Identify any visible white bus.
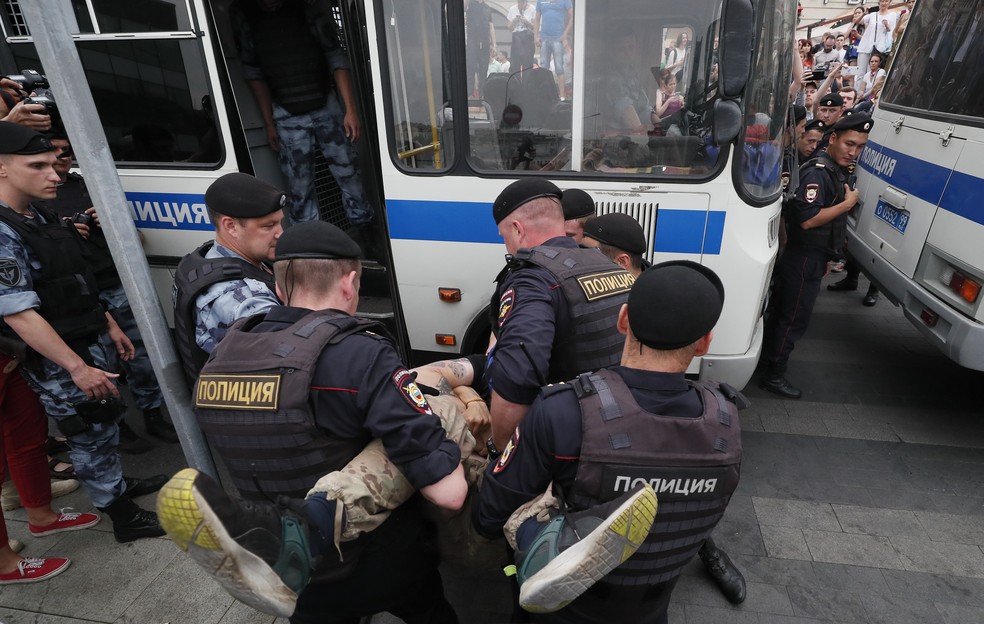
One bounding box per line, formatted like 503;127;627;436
0;0;796;388
849;0;984;370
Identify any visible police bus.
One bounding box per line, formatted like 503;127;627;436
0;0;796;389
848;0;984;370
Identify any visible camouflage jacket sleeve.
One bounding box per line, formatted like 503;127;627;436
0;221;41;318
194;278;278;354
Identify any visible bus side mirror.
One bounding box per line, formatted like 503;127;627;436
718;0;754;98
713;99;742;145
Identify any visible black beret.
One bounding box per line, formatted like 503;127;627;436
831;110;873;134
561;188;595;220
803;119;826;134
205;173;287;219
492;179;562;224
817;92;843;108
0;121;54;155
628;260;725;350
583;213;647;255
275;220;361;261
791;104;807;125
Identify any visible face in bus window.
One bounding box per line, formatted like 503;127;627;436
0;151;60;203
226;211;285;264
828;130;868;167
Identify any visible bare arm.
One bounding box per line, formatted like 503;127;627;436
4;309;119;399
247;79;279;151
491;390;530;452
333;69;361;143
812;62;843;117
788;47;804;105
413;357;475;396
419;463;467;511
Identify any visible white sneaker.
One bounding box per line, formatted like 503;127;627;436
2;479;81;511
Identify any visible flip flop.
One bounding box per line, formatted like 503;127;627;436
48;457;76;480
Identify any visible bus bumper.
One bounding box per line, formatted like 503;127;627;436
696;316;763;390
848;229;984;371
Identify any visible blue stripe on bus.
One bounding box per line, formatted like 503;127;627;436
857;140;984;227
386;199;725;255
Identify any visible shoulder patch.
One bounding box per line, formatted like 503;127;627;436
493;426;521;474
393;368;432;415
498;288;515;327
0;258;22;288
805;183;819;203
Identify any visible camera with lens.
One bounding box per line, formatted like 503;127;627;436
71;212;94;227
812;63;829;80
23;88;57;117
4;69;48;93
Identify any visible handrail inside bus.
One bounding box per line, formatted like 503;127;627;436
398;142;441;160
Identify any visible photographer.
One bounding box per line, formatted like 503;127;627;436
0;121;165;544
0;72;52;133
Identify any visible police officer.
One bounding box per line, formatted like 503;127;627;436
580;211;747;604
761;112;872;398
560;187;595;242
172;172;283;384
230;0;373;231
809;93;846;159
487;179;633;457
44;136;177;452
0;121;164;542
158;221;466;621
474;261;745;621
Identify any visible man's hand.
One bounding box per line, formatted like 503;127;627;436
265;124;281;152
70;363;120;400
343;110;361;143
844;184;860;208
106;313;135;361
3;101;51;132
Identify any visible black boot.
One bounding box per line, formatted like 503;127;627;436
827;277;858;292
117;420;154;454
759;363;802;399
143;407;179;443
124;474;168;498
862;285;880;307
99;496;166;543
699;539;746;604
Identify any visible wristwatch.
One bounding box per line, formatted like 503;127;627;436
486;435;502;459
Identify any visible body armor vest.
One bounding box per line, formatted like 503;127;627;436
43;173;121;291
0;205;106;344
494;246;632;383
787;153;848;257
194;310;384;581
570;368;743;586
243;2;331;115
172;241;276;385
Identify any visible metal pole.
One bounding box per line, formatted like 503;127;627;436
22;1;218;479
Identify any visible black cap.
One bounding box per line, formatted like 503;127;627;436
492;179;563;224
583;213;647;255
205;173;288;219
275;220;361;261
817;92;843;108
627;260;725;349
792;104;807;125
804;119;826;134
0;121;54;155
561;188;595;220
831;110;873;133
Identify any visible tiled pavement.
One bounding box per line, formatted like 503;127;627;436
2;274;983;623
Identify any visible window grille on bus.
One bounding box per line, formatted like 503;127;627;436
314;151;348;228
2;0;30;37
594;201;659;265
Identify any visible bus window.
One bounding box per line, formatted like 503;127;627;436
382;0;453;172
8;39;222;165
881;0;984;120
89;0;196;33
737;0;795;202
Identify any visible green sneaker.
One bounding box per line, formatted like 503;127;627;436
156;468;311;617
516;484;658;613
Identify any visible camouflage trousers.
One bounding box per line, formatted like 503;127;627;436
99;285;164;411
24;339;126;508
273;94;373;226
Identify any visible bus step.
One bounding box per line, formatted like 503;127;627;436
356;295;394;319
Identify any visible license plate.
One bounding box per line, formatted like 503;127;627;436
874;199;909;234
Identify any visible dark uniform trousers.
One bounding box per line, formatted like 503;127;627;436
763;245;829;368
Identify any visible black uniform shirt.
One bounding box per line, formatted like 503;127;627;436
786;154;845;229
473;366;702;539
487;236;577;405
253;306;461;490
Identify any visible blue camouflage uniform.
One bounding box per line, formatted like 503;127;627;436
98;285;163;411
232;1;372;226
0;207;126;508
192;242;279;354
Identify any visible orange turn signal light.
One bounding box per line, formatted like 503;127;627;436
435;334;456;346
439;288;462;303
